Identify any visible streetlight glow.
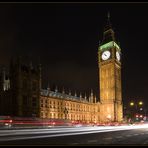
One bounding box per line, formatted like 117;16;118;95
139;101;143;105
130;102;134;106
127;100;146;123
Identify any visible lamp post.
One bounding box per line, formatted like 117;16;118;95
129;101;144;123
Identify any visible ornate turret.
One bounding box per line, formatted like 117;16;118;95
68;89;71;96
74;91;77;97
84;93;87;101
62;87;65;94
79;92;82;101
90;89;94;103
55;86;58;93
94;95;97;103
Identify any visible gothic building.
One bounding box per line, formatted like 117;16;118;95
0;15;123;123
98;14;123;122
39;15;123;123
40;88;99;123
0;57;41;117
0;67;11;115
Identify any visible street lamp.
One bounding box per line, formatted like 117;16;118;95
130;102;134;106
129;101;144;123
139;101;143;105
130;101;143;109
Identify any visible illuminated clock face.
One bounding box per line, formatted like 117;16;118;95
101;51;111;60
116;51;120;61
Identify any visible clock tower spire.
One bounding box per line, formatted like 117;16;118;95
98;14;123;123
102;12;115;45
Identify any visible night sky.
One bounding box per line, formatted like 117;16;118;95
0;3;148;105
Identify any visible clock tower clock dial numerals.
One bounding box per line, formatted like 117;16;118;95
101;51;111;61
116;51;120;61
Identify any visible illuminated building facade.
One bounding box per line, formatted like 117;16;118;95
39;15;123;123
98;14;123;122
0;15;123;123
40;88;99;123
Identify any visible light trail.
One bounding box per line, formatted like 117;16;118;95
0;124;148;142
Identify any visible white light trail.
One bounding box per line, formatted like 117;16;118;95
0;124;148;142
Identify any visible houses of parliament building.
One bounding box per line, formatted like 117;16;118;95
0;16;123;124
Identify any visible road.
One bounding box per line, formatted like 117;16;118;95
0;124;148;145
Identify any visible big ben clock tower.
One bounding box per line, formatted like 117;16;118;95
98;14;123;123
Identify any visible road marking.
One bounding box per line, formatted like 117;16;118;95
141;133;145;135
72;143;79;145
104;137;112;140
116;136;123;138
125;135;132;137
143;140;148;144
88;140;97;143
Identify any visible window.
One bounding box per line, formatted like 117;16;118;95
32;81;37;91
23;79;27;89
23;96;28;106
32;97;37;107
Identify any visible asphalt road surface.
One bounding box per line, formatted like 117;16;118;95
0;125;148;145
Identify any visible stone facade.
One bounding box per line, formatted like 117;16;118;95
0;16;123;123
40;89;99;123
98;16;123;122
0;57;41;117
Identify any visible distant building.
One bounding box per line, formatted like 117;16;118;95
0;57;41;117
0;67;11;115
